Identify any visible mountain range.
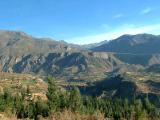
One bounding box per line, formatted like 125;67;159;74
91;34;160;69
0;29;160;103
1;30;160;78
0;30;123;81
92;34;160;54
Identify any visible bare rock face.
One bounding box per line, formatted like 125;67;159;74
0;51;122;77
2;30;160;80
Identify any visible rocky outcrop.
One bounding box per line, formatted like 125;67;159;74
0;52;122;77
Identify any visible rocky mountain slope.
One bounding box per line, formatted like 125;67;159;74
91;34;160;67
114;53;160;66
0;30;124;81
0;30;78;56
0;30;160;80
81;40;108;49
92;34;160;54
0;52;123;79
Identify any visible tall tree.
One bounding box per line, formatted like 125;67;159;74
69;87;82;112
46;76;60;111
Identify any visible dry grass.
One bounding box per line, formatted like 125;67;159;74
0;72;48;100
0;110;106;120
49;110;106;120
0;112;17;120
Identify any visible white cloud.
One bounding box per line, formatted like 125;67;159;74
101;24;110;30
67;23;160;45
140;7;152;14
113;14;124;19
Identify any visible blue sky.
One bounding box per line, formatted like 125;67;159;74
0;0;160;44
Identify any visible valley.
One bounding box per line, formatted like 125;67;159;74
1;0;160;119
0;30;160;119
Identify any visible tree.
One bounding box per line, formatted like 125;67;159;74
35;97;49;118
46;76;60;111
69;87;82;112
27;85;31;95
134;99;144;120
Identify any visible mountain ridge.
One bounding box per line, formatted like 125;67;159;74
0;30;160;81
0;30;124;81
91;33;160;54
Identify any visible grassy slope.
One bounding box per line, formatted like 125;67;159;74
0;72;47;100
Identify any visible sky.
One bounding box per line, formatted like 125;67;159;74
0;0;160;44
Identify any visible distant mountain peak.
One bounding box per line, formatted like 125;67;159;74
92;33;160;54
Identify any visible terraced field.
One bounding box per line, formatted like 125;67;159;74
0;72;47;100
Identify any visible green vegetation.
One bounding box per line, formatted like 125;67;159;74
0;76;160;120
